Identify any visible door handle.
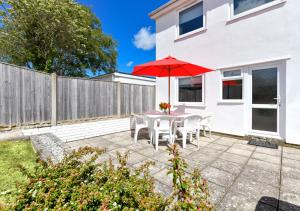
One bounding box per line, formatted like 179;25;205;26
273;98;281;106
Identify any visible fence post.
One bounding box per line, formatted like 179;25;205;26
117;82;121;117
51;73;57;126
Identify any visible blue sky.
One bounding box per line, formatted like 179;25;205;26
78;0;168;75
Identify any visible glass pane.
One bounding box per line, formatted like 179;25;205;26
252;68;277;104
179;2;203;35
252;108;277;132
222;79;243;99
234;0;275;15
223;70;241;77
179;76;202;102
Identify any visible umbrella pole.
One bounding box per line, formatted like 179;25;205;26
168;68;171;115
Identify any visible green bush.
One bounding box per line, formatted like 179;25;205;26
11;145;213;210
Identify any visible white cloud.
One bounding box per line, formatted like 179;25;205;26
235;0;271;14
126;61;133;67
133;26;156;50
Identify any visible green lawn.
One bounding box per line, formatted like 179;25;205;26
0;140;38;205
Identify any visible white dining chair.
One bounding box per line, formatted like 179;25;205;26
133;114;149;143
144;115;154;143
153;116;174;151
201;114;213;138
173;105;185;114
175;115;202;149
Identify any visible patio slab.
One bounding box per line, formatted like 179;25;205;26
229;176;279;201
218;191;263;211
202;166;236;188
279;192;300;211
247;158;280;173
62;131;300;210
240;165;280;187
210;158;244;176
219;152;249;164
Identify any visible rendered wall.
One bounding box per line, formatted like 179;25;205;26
154;0;300;144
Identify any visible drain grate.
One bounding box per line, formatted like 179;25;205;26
248;139;278;149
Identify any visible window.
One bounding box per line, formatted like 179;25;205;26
233;0;275;15
179;2;204;35
178;76;203;102
222;70;243;100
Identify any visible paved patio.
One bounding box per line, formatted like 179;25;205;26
64;130;300;211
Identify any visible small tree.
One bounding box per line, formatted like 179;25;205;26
168;144;213;210
0;0;117;76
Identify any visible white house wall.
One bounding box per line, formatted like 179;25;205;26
155;0;300;144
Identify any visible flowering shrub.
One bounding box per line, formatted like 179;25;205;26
11;145;213;210
159;102;171;112
168;144;213;210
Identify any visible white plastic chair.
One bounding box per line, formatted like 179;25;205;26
133;114;149;143
144;115;154;143
173;105;185;114
201;114;213;138
175;115;202;149
153;116;174;151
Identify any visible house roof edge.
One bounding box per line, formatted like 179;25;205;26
149;0;197;19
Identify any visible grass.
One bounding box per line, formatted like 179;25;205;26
0;140;38;206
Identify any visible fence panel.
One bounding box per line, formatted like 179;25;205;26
57;77;119;121
0;63;52;126
0;62;156;128
120;83;155;116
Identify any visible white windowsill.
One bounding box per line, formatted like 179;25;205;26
227;0;286;24
217;100;244;105
175;103;206;108
175;27;207;42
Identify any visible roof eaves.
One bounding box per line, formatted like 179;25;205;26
149;0;197;20
149;0;178;19
92;72;156;80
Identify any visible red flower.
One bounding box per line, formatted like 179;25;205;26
159;102;171;110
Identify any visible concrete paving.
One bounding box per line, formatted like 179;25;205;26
64;130;300;211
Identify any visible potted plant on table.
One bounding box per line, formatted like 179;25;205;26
159;102;171;114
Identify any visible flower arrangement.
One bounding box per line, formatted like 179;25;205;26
159;102;171;113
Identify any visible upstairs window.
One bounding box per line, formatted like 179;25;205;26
234;0;275;15
178;76;203;102
222;70;243;100
179;2;204;35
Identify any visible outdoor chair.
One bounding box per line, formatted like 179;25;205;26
175;115;202;149
133;114;149;143
173;105;185;114
172;105;186;129
201;114;213;138
153;116;174;151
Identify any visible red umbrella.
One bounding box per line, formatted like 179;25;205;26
132;56;214;113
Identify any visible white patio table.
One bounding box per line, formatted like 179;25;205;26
144;111;210;146
144;110;210;121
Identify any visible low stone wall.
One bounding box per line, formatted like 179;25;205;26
31;133;69;164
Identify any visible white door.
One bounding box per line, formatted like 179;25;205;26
249;64;283;137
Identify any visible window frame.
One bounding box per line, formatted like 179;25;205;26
176;75;205;106
176;0;206;40
220;69;244;103
228;0;286;22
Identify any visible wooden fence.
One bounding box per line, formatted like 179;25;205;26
0;62;155;128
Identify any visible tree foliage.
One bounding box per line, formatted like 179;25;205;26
0;0;117;76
